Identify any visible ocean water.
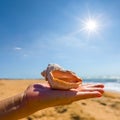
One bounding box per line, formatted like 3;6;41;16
83;78;120;92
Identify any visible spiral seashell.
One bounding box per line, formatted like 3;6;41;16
41;64;82;90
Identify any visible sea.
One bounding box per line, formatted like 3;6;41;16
83;78;120;92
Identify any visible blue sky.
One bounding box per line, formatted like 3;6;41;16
0;0;120;78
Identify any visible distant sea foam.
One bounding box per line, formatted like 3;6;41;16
83;78;120;92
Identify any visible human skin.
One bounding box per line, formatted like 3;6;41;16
0;83;104;120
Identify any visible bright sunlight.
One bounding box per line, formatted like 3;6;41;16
80;16;101;36
85;19;98;32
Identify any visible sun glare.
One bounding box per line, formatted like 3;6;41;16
85;19;98;32
80;16;101;36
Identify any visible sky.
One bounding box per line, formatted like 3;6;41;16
0;0;120;79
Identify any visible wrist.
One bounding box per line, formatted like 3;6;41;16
0;92;27;120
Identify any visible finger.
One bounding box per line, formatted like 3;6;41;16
74;91;102;101
82;83;104;88
80;87;104;94
81;83;93;86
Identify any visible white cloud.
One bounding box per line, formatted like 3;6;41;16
14;47;22;51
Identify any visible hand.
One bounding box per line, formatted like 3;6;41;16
0;82;104;120
23;82;104;114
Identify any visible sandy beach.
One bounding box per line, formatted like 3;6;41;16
0;79;120;120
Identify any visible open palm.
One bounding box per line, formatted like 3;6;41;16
23;82;104;114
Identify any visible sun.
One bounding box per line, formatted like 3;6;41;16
80;16;100;36
85;19;98;32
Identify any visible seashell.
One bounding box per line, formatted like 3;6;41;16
41;64;82;90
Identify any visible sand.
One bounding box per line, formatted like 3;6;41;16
0;79;120;120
